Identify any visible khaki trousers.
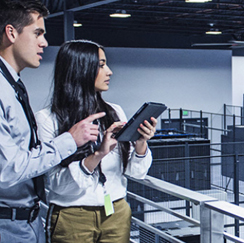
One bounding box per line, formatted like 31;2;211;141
46;198;131;243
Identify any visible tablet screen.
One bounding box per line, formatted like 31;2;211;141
114;102;167;141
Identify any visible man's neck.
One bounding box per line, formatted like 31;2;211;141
0;50;21;74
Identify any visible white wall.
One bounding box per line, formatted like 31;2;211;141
232;56;244;107
104;48;232;117
22;46;232;120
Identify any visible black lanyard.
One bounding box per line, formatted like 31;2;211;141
0;59;45;202
93;119;107;186
98;163;106;186
0;59;40;149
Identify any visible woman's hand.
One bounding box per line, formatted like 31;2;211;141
135;117;157;155
83;121;125;172
137;117;157;142
96;121;125;157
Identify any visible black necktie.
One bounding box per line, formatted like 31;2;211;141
16;79;46;203
16;80;38;149
0;59;46;203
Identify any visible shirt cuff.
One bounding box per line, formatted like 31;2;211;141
52;132;77;160
79;158;94;175
135;147;148;158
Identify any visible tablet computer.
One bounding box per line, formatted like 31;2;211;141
114;102;167;141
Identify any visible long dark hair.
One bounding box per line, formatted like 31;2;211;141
51;40;130;172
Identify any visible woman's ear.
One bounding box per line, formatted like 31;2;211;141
5;24;17;43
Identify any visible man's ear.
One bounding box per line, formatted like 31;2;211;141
5;24;18;43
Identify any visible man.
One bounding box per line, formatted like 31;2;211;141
0;0;105;242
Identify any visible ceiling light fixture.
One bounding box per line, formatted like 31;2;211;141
185;0;212;2
205;29;222;35
110;10;131;18
73;21;82;27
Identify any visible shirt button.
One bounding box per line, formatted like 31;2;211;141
68;150;72;155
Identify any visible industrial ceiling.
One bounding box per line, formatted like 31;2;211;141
41;0;244;49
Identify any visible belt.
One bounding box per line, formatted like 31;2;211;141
0;203;40;223
52;198;124;212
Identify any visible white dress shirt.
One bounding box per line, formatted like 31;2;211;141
35;103;152;207
0;56;77;208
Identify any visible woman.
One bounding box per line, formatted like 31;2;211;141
35;40;157;243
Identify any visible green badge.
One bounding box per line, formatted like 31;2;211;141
104;194;114;216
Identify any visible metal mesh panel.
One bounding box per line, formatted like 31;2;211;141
130;222;172;243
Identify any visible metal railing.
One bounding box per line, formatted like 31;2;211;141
127;175;244;243
160;105;244;143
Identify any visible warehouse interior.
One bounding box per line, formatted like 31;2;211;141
31;1;244;242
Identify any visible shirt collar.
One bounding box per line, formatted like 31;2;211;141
0;56;19;82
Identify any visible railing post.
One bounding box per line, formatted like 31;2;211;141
241;105;244;125
180;108;183;132
200;110;203;138
155;234;159;243
231;114;240;237
224;104;227;135
200;203;224;243
234;153;240;237
168;108;171;129
184;142;190;216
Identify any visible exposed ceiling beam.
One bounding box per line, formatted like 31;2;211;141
48;0;120;18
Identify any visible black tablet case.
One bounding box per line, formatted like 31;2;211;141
115;102;167;141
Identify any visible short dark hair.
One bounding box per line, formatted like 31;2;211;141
0;0;49;44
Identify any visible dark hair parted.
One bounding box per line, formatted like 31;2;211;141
0;0;49;44
51;40;131;172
